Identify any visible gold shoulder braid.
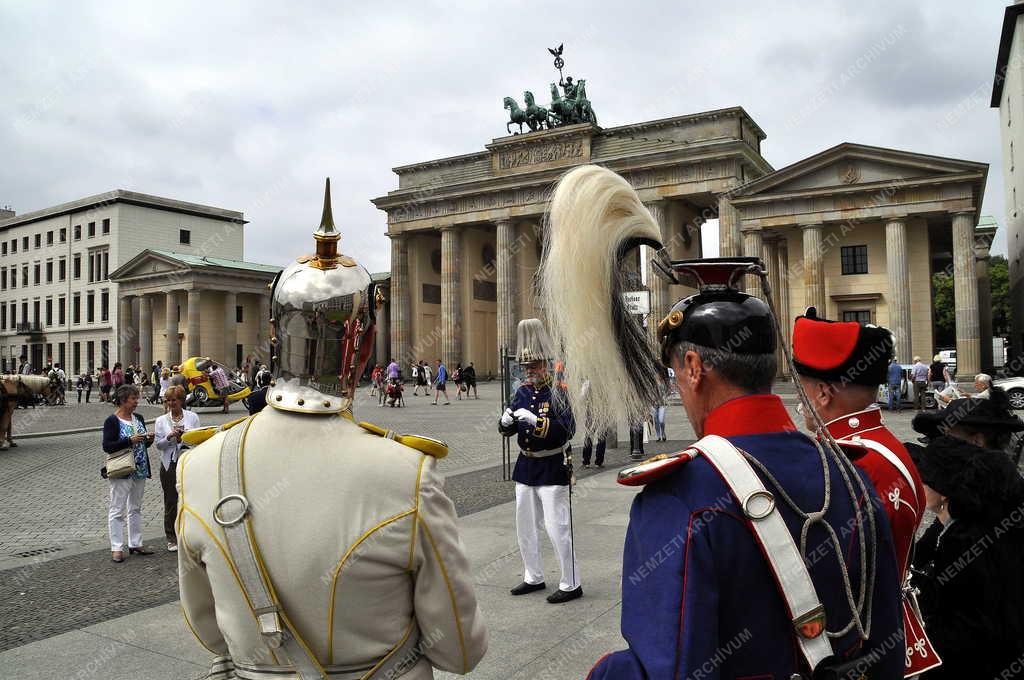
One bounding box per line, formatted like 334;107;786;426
358;421;449;459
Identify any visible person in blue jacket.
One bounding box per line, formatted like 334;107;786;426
499;318;580;604
537;164;904;679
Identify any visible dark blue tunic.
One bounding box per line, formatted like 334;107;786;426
499;381;575;487
587;395;904;679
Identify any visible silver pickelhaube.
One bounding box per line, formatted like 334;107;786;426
268;178;380;414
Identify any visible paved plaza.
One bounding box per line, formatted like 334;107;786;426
0;380;940;678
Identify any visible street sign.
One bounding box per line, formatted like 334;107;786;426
623;290;650;315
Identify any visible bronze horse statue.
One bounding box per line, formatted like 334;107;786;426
0;374;53;449
504;96;528;134
523;91;548;132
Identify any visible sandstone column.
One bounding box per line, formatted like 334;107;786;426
645;200;670;344
495;218;518;357
223;291;237;368
138;295;153;372
978;247;994;370
187;289;202;358
165;291;180;367
801;224;826;315
375;290;389;368
440;226;462;370
717;196;741;257
775;239;792;377
952;210;981;377
118;296;134;366
742;227;764;299
389;234;410;366
885;217;913;363
257;293;272;367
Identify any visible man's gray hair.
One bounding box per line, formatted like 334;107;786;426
976;373;992;387
675;342;777;393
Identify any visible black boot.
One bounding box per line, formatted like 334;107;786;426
510;581;546;596
546;586;583;604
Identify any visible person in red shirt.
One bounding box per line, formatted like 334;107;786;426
792;308;938;676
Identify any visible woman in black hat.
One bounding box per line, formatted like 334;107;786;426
912;386;1024;451
909;436;1024;679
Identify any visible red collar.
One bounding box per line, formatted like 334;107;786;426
704;394;797;438
824;406;884;440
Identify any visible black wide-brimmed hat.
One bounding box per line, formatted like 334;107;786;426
791;308;894;387
912;387;1024;439
906;436;1024;524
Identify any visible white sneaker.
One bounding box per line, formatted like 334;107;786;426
167;542;178;552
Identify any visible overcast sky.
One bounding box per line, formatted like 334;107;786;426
0;0;1012;272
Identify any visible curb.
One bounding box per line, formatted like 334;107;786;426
15;417;159;440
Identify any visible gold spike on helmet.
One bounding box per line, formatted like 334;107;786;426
268;178;378;415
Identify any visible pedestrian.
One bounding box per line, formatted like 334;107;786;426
386;357;399;382
410;361;422;395
580;429;606;468
76;374;86;403
972;372;993;398
254;363;271;389
153;385;199;553
422;359;432;394
159;367;172;400
539;166;902;677
651;367;670;442
464;362;478;398
912;386;1024;452
369;364;382;397
18;354;32;375
102;385;155;563
452;363;464;400
112;362;124;390
791;310;934;670
208;362;231;413
175;185;486;677
98;365;112;403
54;362;66;405
909;436;1024;679
431;358;450;405
498;318;581;604
886;356;903;412
910;355;929;410
928;354;950;392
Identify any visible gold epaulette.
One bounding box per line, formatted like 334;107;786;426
180;416;250;447
358;421;448;459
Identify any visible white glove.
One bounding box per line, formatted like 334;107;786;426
500;408;514;427
513;408;538;428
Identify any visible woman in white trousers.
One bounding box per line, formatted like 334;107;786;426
101;385;155;563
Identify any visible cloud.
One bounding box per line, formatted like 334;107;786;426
0;0;1011;271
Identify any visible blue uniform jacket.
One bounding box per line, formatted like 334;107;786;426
499;379;575;486
588;395;904;679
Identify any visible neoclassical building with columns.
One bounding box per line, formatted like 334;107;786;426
109;250;279;371
373;108;997;379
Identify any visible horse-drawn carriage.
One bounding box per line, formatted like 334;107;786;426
0;375;53;449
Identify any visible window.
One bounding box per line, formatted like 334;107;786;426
74;225;81;240
87;222;95;238
102;218;110;234
9;267;15;289
1;242;6;255
103;252;108;279
179;229;191;244
58;342;65;369
33;263;39;285
842;310;872;324
236;305;244;323
100;290;109;322
21;266;28;287
840;245;868;275
86;292;94;323
0;269;5;291
9;303;15;327
45;299;52;326
73;342;80;374
45;261;52;284
10;239;15;253
58;258;65;281
59;228;66;243
21;302;28;326
0;305;5;330
33;301;40;325
73;254;81;279
33;234;40;249
21;236;28;250
58;296;65;326
86;341;94;371
100;340;109;366
88;254;94;283
46;231;53;246
72;294;80;324
45;344;51;363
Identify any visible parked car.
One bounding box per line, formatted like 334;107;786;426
877;365;936;408
937;348;957;381
994;376;1024;410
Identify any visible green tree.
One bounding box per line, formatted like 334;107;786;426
931;254;1011;349
932;270;955;348
990;254;1011;336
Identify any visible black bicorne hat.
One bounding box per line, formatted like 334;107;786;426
652;256;776;365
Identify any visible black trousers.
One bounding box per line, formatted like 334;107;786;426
581;433;607;466
159;459;178;543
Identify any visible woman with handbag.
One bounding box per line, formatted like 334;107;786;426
153;385;199;553
102;384;155;563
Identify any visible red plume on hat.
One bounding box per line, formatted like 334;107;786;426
791;307;894;387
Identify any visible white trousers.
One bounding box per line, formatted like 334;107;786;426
108;477;146;551
514;482;580;591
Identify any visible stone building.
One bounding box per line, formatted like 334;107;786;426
373;109;996;378
992;0;1024;372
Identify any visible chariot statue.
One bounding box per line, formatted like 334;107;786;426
502;44;598;134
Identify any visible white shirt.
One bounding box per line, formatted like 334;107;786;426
154;409;201;470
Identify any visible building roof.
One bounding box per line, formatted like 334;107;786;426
149;250;281;274
0;189;246;231
991;3;1024;107
978;215;999;231
370;271;391;283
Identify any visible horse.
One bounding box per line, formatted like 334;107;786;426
504;96;528;134
0;375;53;449
548;83;575;125
523;91;548;132
574;80;598;126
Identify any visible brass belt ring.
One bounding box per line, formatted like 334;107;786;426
213;494;250;527
742;489;776;520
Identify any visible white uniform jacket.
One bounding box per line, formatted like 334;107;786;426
176;407;487;679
